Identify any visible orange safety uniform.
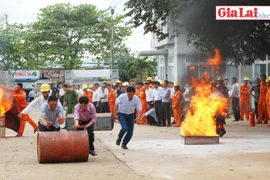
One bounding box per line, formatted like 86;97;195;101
138;87;147;124
13;89;38;134
108;88;117;117
258;82;268;123
240;84;250;120
266;86;270;119
82;90;93;104
172;90;182;127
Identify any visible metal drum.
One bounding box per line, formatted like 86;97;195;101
37;131;89;163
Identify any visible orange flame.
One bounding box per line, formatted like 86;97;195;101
0;86;13;115
190;66;195;70
207;49;222;73
181;49;226;136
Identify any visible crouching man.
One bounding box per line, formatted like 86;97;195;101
39;96;65;131
73;96;97;156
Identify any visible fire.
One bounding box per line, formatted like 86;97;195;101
0;86;13;115
207;49;222;73
181;49;227;136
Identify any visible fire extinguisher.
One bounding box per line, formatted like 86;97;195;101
250;111;255;126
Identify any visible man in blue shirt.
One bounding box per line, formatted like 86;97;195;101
39;96;65;131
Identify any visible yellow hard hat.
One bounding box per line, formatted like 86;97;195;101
146;77;152;81
89;84;93;88
113;83;116;86
266;78;270;83
82;84;88;89
243;77;249;81
217;76;223;81
40;83;50;92
173;82;180;87
160;81;164;85
211;79;217;85
116;80;121;84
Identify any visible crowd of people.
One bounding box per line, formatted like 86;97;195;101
11;73;269;153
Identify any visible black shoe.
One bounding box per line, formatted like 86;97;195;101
121;145;128;150
263;121;268;124
116;138;121;145
219;129;226;137
156;123;160;126
89;150;97;156
167;124;171;127
172;121;176;124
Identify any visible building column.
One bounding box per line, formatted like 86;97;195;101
164;55;168;80
174;37;186;84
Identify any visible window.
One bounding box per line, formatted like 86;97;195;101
226;65;239;84
186;55;199;63
200;54;209;62
187;65;199;79
241;65;252;79
255;64;266;77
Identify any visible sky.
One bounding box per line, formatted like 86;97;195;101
0;0;153;53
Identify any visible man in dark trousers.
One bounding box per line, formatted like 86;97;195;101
114;86;142;150
153;81;163;126
73;96;97;156
161;80;171;126
229;77;241;121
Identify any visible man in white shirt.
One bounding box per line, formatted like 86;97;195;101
19;84;52;117
28;89;35;102
144;82;154;104
229;77;241;121
153;81;163;126
100;86;109;113
92;85;101;113
114;86;142;150
59;83;66;106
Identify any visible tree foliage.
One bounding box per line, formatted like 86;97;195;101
31;3;132;70
0;3;132;71
125;0;270;65
0;21;44;70
115;50;157;82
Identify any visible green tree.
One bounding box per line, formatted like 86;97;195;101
31;3;132;70
0;20;44;71
125;0;270;65
115;50;157;82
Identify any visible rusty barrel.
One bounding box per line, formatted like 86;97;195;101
0;114;5;138
37;131;89;163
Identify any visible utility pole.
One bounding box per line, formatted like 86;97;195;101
110;7;115;75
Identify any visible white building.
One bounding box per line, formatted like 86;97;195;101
139;21;269;85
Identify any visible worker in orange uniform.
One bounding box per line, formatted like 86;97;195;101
82;84;93;104
172;82;182;127
13;83;38;137
258;73;268;124
137;82;147;124
146;77;153;88
240;77;251;120
108;84;117;117
265;77;270;126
